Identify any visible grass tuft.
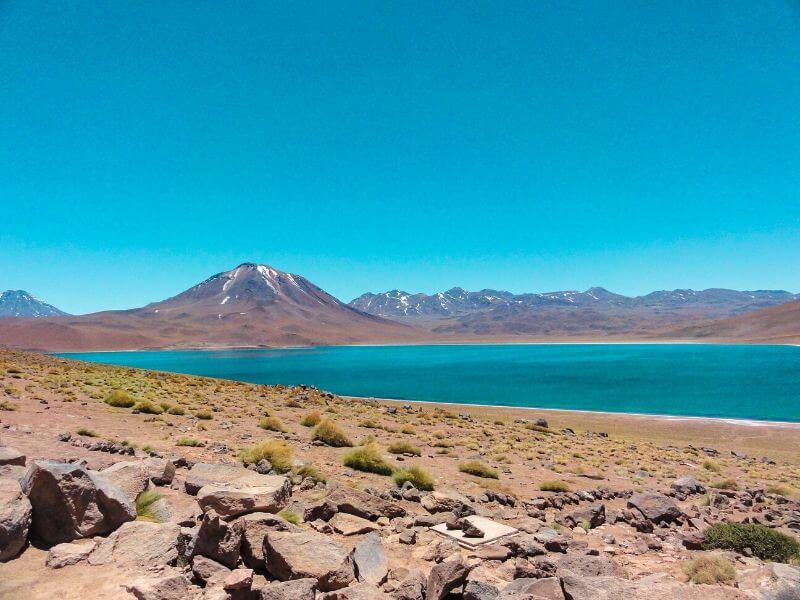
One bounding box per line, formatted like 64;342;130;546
76;426;99;437
388;441;422;456
313;419;353;447
259;416;287;432
682;555;736;585
343;444;393;476
105;389;136;408
393;465;434;490
239;439;293;473
539;480;571;492
459;460;499;479
300;411;322;427
136;489;165;522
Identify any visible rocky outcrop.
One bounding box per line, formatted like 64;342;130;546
20;460;135;544
0;477;31;561
185;462;274;495
193;509;242;569
264;529;355;591
196;476;291;517
627;492;682;524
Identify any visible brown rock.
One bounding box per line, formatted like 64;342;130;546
124;572;194;600
331;512;380;536
88;520;180;566
0;477;31;562
627;493;682;524
143;457;176;486
392;569;426;600
0;447;25;467
196;477;291;517
427;555;471;600
185;462;274;495
325;486;406;520
264;529;355;591
236;511;301;570
45;539;97;568
353;532;388;586
259;578;317;600
97;461;151;503
21;460;135;544
193;509;242;569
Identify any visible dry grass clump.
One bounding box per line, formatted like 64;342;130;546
388;441;422;456
239;439;293;473
703;460;722;473
300;411;322;427
76;426;99;437
393;465;434;490
343;443;393;476
313;419;353;447
176;437;200;447
292;464;326;483
105;389;137;408
136;489;165;522
0;399;18;411
278;509;300;524
259;416;287;432
682;555;736;584
195;410;213;420
133;400;164;414
539;480;571;492
709;478;738;490
459;460;499;479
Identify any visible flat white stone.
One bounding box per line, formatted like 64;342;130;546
430;515;519;549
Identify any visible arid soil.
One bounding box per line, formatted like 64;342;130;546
0;348;798;599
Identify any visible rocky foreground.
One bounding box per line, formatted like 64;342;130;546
0;349;799;599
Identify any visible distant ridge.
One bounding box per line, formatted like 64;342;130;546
0;290;68;318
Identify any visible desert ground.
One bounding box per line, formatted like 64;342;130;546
0;347;798;599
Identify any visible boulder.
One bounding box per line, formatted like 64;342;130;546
192;555;231;585
264;529;355;591
671;476;705;495
426;555;470;600
143;457;176;486
0;447;25;467
236;512;301;570
224;568;253;590
331;512;380;536
260;578;317;600
185;462;273;495
196;477;291;517
0;477;31;561
564;503;605;529
556;553;624;577
627;493;682;524
193;509;242;569
21;460;135;544
97;461;151;503
325;486;406;520
559;573;748;600
45;539;97;568
320;583;390;599
89;520;180;566
421;491;469;514
124;572;194;600
391;570;426;600
463;580;500;600
353;532;388;585
499;577;563;599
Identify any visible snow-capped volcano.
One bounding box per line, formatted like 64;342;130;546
0;290;69;318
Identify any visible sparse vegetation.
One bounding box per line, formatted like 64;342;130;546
292;464;326;483
176;437;200;447
278;510;300;525
682;555;736;585
105;389;136;408
388;441;422;456
0;399;18;411
300;411;322;427
709;478;738;490
459;460;499;479
393;465;434;490
703;522;800;562
133;400;164;414
313;419;353;447
136;489;165;522
195;410;213;420
259;416;287;432
76;426;99;437
239;439;293;473
539;480;571;492
343;443;393;475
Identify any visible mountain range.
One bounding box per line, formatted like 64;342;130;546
0;263;797;351
0;290;69;318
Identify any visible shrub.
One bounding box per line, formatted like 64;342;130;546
133;400;164;415
710;478;738;490
313;419;353;447
0;399;18;411
195;410;213;420
393;465;434;490
176;437;200;447
136;489;165;522
343;444;393;476
167;405;185;415
278;510;300;525
105;389;136;408
459;460;499;479
300;411;322;427
388;441;422;456
767;483;795;497
293;464;326;483
539;480;571;492
76;426;99;437
239;440;293;473
682;555;736;585
259;416;287;432
703;522;800;562
703;460;721;473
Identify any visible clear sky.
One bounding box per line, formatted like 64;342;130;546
1;1;799;314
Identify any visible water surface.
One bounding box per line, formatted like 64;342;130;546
61;344;800;422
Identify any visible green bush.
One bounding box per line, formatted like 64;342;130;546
343;444;393;476
176;437;200;447
195;410;213;420
259;416;287;432
703;523;800;562
313;419;353;447
300;411;322;427
682;555;736;585
459;460;499;479
539;480;570;492
105;389;136;408
239;440;293;473
167;405;185;415
292;464;326;483
278;510;300;525
388;441;422;456
393;465;434;490
136;490;165;522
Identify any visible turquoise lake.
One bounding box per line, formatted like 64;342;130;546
61;344;800;422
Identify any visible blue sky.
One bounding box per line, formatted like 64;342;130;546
1;1;799;314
